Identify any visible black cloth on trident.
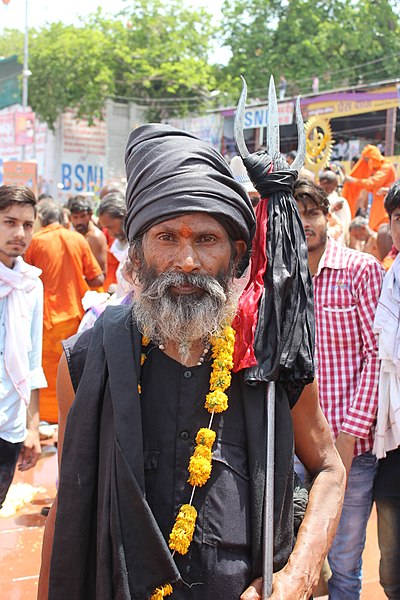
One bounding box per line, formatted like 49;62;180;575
242;152;315;402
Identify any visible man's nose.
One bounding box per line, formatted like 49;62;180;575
14;224;25;239
176;242;200;272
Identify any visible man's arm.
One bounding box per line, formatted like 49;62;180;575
87;273;105;288
38;354;75;600
241;380;346;600
347;163;394;193
18;388;41;471
80;237;105;289
20;279;47;471
88;230;108;276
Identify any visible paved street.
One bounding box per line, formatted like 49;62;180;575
0;437;387;599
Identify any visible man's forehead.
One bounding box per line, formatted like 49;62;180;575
71;209;91;216
0;204;35;222
148;213;226;233
296;196;321;210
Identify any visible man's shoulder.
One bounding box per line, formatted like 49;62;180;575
329;239;382;274
64;305;139;390
88;224;107;243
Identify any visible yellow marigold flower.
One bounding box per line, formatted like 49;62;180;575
209;370;231;391
191;445;211;459
142;335;151;346
150;583;173;599
195;428;216;447
188;451;212;486
214;351;233;365
169;504;197;555
138;384;141;394
205;389;228;413
141;353;147;366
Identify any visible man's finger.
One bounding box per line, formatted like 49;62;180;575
240;577;262;600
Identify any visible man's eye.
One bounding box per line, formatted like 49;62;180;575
199;236;215;243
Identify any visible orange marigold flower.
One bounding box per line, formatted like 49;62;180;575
169;504;197;555
204;389;228;413
150;583;173;599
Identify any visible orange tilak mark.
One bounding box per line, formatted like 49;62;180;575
179;225;193;238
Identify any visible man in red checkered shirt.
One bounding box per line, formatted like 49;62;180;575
294;178;384;600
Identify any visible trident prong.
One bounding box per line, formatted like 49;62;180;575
267;75;280;159
234;76;250;159
234;75;306;172
291;96;306;172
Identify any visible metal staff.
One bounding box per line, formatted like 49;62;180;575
234;75;306;598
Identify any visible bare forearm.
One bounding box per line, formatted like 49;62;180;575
283;454;345;595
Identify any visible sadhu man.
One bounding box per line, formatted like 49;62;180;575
343;144;397;232
38;124;345;600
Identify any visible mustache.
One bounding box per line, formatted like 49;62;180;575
141;270;227;302
132;267;237;353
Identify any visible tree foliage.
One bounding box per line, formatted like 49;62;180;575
220;0;400;101
1;0;216;127
0;28;24;59
1;0;400;125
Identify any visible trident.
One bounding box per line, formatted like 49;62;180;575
234;76;306;599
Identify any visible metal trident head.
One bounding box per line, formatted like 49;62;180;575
234;75;306;172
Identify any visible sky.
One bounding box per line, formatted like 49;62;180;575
0;0;223;31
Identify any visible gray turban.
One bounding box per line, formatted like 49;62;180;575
124;124;256;251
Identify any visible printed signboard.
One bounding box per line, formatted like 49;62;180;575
59;111;106;194
3;160;38;195
301;86;400;120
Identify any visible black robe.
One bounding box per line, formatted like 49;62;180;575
49;305;297;600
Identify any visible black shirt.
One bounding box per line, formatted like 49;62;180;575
141;346;252;598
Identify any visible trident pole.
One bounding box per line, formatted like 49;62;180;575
262;380;275;598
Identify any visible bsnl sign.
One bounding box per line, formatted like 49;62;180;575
242;102;294;129
61;163;104;192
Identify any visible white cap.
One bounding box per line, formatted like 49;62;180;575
230;155;257;194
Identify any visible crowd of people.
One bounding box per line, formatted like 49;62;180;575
0;130;399;600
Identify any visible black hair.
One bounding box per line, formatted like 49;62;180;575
67;195;93;213
0;184;37;216
384;181;400;218
293;178;330;215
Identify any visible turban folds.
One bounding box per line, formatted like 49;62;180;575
124;124;256;250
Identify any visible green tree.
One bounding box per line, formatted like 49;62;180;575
27;21;116;127
220;0;400;100
96;0;217;120
2;0;217;127
0;28;24;59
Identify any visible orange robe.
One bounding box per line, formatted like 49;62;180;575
25;223;102;423
342;145;397;232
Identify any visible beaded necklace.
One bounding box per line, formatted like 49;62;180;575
141;325;236;600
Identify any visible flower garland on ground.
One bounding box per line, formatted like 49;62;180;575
144;324;235;600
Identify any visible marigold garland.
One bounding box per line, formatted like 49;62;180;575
188;428;216;486
168;504;197;554
150;583;173;599
145;324;235;599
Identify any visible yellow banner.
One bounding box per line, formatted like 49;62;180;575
303;85;400;119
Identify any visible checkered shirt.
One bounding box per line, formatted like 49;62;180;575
313;238;384;456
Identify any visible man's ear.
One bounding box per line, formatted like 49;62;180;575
233;240;247;269
128;248;141;274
